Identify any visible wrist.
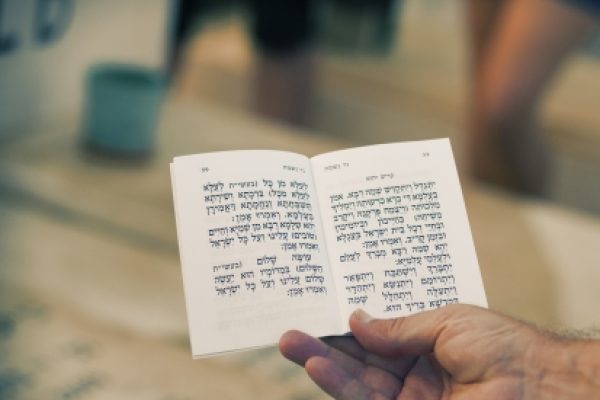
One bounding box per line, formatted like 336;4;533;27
527;334;600;399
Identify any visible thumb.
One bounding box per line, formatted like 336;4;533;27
349;306;463;358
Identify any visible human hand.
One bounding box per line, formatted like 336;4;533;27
279;304;600;399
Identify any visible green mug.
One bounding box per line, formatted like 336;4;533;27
84;63;165;156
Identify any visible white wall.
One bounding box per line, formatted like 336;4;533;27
0;0;171;136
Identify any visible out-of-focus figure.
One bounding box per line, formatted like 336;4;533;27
168;0;397;126
467;0;599;195
169;0;598;197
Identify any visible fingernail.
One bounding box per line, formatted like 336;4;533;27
352;309;373;324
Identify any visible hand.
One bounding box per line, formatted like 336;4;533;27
279;304;600;399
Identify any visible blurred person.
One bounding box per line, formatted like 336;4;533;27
169;0;396;125
467;0;599;195
169;0;318;125
280;304;600;399
169;0;600;195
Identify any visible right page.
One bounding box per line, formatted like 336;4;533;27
311;139;487;331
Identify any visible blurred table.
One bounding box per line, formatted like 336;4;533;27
1;99;600;399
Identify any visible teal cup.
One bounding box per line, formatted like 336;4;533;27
84;64;164;156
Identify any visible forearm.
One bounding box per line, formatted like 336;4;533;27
527;337;600;399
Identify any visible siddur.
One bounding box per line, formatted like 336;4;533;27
170;139;487;358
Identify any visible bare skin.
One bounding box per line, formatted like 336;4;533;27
253;48;315;126
467;0;598;195
280;304;600;399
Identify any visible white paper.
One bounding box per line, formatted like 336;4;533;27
171;151;341;357
311;139;487;329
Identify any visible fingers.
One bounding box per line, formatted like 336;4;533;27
280;331;403;398
302;354;445;400
279;330;329;366
349;305;478;358
305;356;390;400
323;336;418;378
397;356;445;400
280;330;412;376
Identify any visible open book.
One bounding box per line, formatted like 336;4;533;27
170;139;487;358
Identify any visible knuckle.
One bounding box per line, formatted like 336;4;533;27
383;317;406;338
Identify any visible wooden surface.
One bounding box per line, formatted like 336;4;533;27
1;98;599;399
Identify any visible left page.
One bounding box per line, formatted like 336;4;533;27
171;151;341;358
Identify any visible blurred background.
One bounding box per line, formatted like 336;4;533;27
1;0;599;398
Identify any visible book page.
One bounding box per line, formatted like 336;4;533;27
171;151;341;357
311;139;487;330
